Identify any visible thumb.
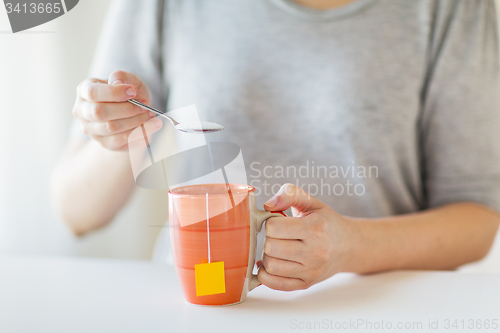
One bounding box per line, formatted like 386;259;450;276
108;70;150;104
263;183;324;212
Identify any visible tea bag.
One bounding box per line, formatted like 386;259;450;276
195;194;226;296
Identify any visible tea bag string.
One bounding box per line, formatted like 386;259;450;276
206;193;211;263
207;141;235;208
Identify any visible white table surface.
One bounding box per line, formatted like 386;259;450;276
0;255;499;333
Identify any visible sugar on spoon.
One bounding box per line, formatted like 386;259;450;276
128;99;224;133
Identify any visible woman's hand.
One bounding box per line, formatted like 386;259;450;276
72;70;162;151
258;183;360;291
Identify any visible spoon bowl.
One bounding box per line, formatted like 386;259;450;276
128;99;224;134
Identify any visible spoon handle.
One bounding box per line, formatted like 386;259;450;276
127;99;179;126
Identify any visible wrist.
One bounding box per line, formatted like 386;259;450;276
338;215;370;274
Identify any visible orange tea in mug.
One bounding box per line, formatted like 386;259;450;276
168;184;284;306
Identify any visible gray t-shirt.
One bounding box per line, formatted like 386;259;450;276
86;0;500;217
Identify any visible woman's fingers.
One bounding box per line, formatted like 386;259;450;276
265;215;309;240
108;70;150;101
264;183;325;212
257;261;308;291
77;78;137;103
72;72;155;152
84;111;156;136
264;237;305;262
95;118;163;151
74;99;153;122
262;253;305;278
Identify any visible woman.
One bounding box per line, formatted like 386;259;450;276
51;0;500;291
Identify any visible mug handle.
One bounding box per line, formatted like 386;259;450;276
248;209;287;291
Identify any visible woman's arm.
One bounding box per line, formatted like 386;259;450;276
257;184;500;291
50;71;162;236
50;138;136;236
348;202;500;273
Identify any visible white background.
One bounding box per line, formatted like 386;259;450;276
0;0;499;271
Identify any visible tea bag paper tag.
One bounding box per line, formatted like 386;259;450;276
195;262;226;296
